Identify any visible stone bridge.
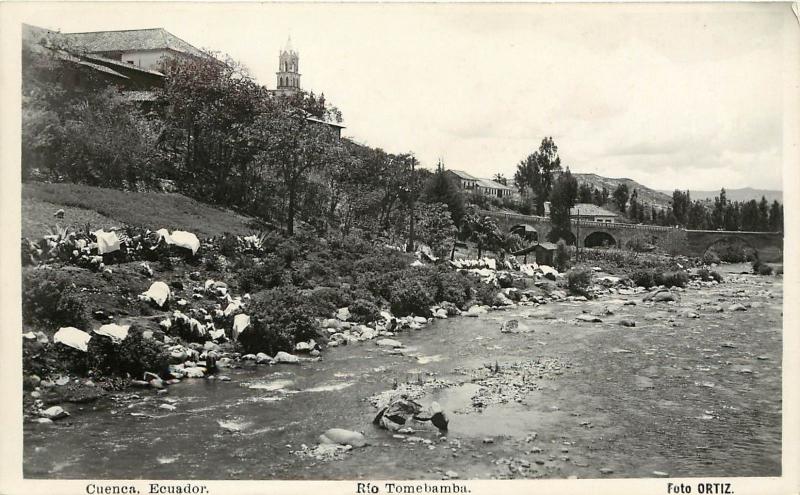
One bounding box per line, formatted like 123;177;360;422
480;210;783;262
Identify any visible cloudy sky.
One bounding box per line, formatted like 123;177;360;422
15;2;794;190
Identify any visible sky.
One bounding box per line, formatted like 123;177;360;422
15;2;795;191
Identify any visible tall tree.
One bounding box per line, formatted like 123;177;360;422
548;167;579;242
612;183;629;213
769;200;783;232
421;160;466;227
740;200;759;232
578;183;593;203
513;137;562;215
629;189;640;222
672;190;691;226
712;188;727;229
757;196;770;231
492;173;508;186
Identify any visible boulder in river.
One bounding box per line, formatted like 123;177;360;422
273;351;300;364
376;338;403;348
39;405;69;420
576;314;602;323
319;428;368;448
500;320;519;333
373;397;423;431
729;303;747;312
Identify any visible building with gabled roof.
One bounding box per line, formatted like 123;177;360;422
62;27;206;71
569;203;619;223
446;169;516;198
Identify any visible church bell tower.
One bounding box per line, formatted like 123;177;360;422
276;36;300;95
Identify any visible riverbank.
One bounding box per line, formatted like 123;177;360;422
23;259;782;479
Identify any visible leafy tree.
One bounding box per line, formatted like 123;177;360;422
629;189;640;222
740;200;759;232
672;190;691;226
548;167;578;242
712;188;727;229
421;161;466;227
413;202;458;259
493;173;508;186
612;184;629;213
513;137;563;215
462;206;501;259
243;101;344;235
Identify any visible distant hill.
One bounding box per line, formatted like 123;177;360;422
572;173;673;209
659;187;783;204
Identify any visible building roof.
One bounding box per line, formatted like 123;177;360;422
448;169;479;181
84;53;165;76
63;28;205;58
570;203;618;217
475;178;514;191
535;242;558;250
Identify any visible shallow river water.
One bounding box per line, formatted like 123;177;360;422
24;266;782;480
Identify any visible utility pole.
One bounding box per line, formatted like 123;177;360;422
406;156;417;253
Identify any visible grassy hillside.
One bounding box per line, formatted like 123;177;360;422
22;182;260;239
573;173;673;209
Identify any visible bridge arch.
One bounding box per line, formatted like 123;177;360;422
584;230;617;248
703;235;759;261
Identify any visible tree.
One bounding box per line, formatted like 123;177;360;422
687;201;709;230
629;189;640;222
244;101;344;235
413;202;458;259
612;184;629;213
421;160;466;227
757;196;770;231
740;200;759;232
578;183;593;204
548;167;578;242
462;206;501;259
672;190;691;226
712;188;727;229
769;200;783;232
513;137;563;215
493;173;508;186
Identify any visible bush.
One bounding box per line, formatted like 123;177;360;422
235;254;287;293
87;327;169;378
710;270;724;283
554;239;570;271
389;278;435;317
661;271;689;288
349;298;381;323
471;281;500;306
630;270;655;288
238;288;323;355
702;250;721;265
433;270;476;309
217;232;240;258
22;269;89;329
567;269;593;296
752;260;773;276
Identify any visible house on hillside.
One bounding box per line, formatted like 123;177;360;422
446;170;516;198
569;203;618;223
62;27;206;72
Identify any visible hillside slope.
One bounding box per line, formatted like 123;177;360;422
22;183;260;239
573;173;673;209
661;187;783;204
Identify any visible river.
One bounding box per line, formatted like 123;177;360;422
24;265;782;479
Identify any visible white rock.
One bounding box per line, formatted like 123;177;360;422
169;230;201;255
319;428;367;447
141;281;171;308
336;307;352;321
376;338;403;348
94;323;129;342
232;314;250;340
273;351;300;364
93;229;121;254
255;352;271;364
40;406;69;420
183;367;206;378
53;327;91;352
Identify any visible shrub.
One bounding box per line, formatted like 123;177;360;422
554;239;570;272
661;271;689;288
87;327;168;378
305;286;354;317
710;270;724;283
235;254;286;293
349;298;381;323
630;270;655;288
702;250;721;265
433;270;475;309
567;269;593;296
238;288;323;355
22;269;89;329
697;267;711;281
218;232;240;258
471;281;500;306
389;278;435;317
752;260;773;276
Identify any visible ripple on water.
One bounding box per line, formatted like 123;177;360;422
244;379;294;391
303;382;354;392
217;418;253;432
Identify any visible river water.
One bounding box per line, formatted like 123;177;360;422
24;267;782;479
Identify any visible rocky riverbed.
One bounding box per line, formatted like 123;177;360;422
23;263;781;479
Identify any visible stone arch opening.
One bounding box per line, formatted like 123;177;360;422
584;231;617;248
510;224;538;242
704;236;759;262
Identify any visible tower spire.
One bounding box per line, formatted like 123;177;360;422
276;35;300;95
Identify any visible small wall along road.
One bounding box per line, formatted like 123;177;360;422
481;210;783;262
